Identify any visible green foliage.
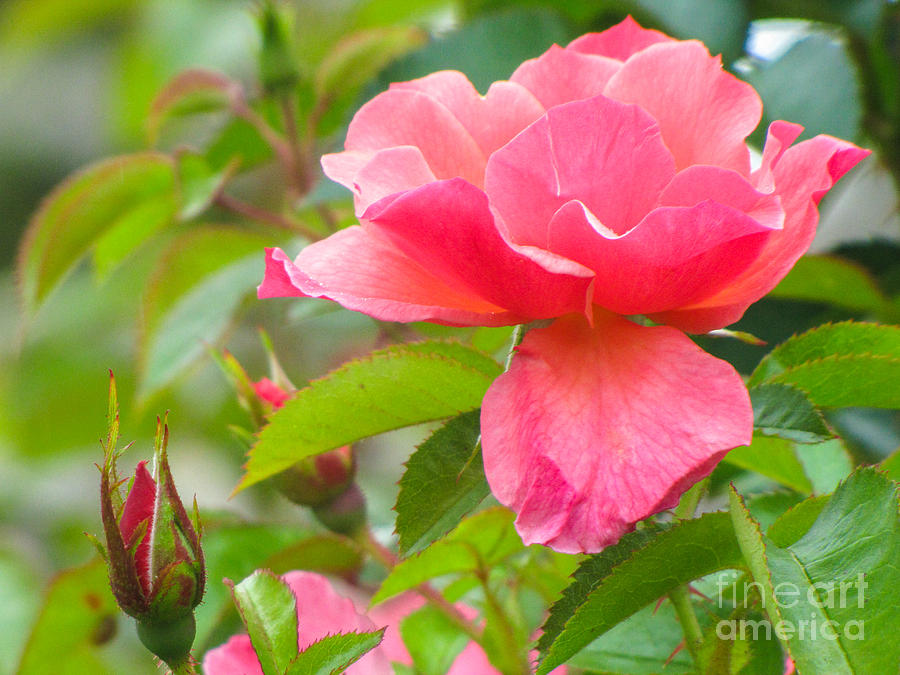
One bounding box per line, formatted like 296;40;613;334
537;514;745;673
286;630;386;675
750;322;900;408
724;435;814;494
730;469;900;674
750;382;833;443
769;254;891;315
242;341;501;490
395;410;490;556
400;605;471;675
17;559;119;675
372;507;523;605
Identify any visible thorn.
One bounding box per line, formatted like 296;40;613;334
664;640;685;666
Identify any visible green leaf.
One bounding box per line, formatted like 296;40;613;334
879;448;900;481
400;605;470;675
749;322;900;408
139;226;274;397
537;513;745;674
147;68;237;144
17;559;118;675
768;255;889;314
395;410;490;557
18;153;174;315
765;494;830;548
91;198;174;282
751;382;833;443
724;435;813;494
263;534;363;577
730;469;900;674
372;507;522;605
229;570;299;675
286;630;385;675
241;341;501;490
174;151;239;221
745;31;862;142
794;438;854;494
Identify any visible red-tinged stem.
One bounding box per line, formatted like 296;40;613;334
214;192;322;241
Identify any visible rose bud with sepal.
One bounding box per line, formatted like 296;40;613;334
97;372;204;672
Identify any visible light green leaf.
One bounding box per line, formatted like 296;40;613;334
263;534;363;577
17;559;118;675
139;226;274;397
395;410;490;557
794;438;854;494
174;151;239;221
879;448;900;481
751;382;833;443
286;630;385;675
765;494;830;548
749;322;900;408
229;570;299;675
400;606;470;675
147;68;237;144
730;469;900;674
724;435;813;494
745;31;862;142
241;341;501;491
537;514;744;674
91;198;174;282
372;507;522;605
18;153;174;315
769;255;889;314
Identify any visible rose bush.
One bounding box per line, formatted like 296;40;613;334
259;17;868;552
203;571;499;674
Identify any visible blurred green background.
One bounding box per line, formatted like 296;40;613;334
1;0;898;672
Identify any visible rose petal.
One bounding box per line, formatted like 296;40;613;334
652;127;870;332
604;41;762;174
259;234;522;327
567;15;673;61
546;198;777;314
391;71;546;156
363;178;593;319
485;95;675;247
344;87;486;185
321;146;437;216
119;461;156;595
481;311;752;553
202;635;261;675
509;44;621;110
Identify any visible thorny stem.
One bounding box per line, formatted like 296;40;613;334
359;529;484;644
667;477;711;665
214;192;322;241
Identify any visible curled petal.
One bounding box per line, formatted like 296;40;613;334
481;312;752;553
363;178;593;320
485;95;675;247
567;15;673;61
259;234;521;327
391;71;546;157
653;126;870;332
321;146;437;216
119;461;157;595
344;88;486;185
604;41;762;174
509;44;620;110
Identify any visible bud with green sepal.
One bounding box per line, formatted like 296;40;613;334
96;372;205;673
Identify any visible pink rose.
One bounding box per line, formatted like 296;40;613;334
259;17;868;552
203;571;499;674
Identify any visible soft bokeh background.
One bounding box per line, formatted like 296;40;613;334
1;0;898;672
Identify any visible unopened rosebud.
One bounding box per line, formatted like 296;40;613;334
311;483;367;536
97;373;204;669
277;444;356;507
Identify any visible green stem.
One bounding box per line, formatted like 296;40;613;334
478;572;531;675
668;477;711;665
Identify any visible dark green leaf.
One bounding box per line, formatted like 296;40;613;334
241;341;501;490
18;153;174;315
768;255;889;314
751;382;833;443
537;513;744;674
632;0;749;63
229;570;299;675
395;410;490;557
724;435;813;494
372;507;522;605
286;630;385;675
730;469;900;674
879;448;900;481
17;559;118;675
